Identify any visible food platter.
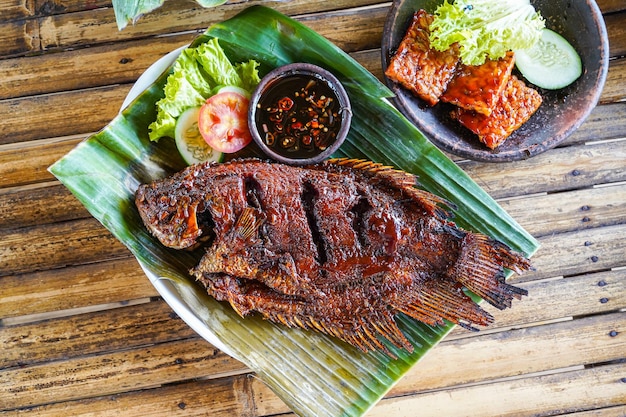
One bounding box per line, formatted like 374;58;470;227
381;0;609;162
49;6;539;417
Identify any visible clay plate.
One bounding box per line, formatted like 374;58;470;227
381;0;609;162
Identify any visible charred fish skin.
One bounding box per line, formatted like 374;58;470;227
135;158;531;355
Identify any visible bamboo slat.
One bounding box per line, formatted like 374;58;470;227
599;0;626;13
22;0;626;19
603;59;626;104
565;102;626;146
0;137;84;188
0;34;193;100
498;183;626;237
0;375;254;416
0;182;89;230
605;13;626;57
32;0;111;15
0;217;129;277
372;363;626;417
0;85;129;145
36;0;385;52
566;406;626;417
525;223;626;282
8;366;624;417
0;338;243;410
0;300;195;369
460;139;626;200
0;0;35;21
392;313;625;394
0;19;39;57
0;257;155;319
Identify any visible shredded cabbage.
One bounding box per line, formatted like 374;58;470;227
148;39;261;141
429;0;545;66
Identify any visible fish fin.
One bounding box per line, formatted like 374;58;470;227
190;208;266;280
196;273;255;317
260;252;311;296
305;312;412;357
234;207;264;242
198;272;309;321
200;270;412;355
448;233;530;310
326;158;455;218
365;311;414;353
403;187;456;218
395;278;494;330
326;158;413;185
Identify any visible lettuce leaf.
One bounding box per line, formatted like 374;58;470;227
429;0;545;66
195;39;244;87
148;38;260;142
235;61;262;92
112;0;164;30
113;0;227;30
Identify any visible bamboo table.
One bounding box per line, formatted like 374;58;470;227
1;1;625;416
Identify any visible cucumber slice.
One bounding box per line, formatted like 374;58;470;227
515;28;582;90
174;107;223;165
214;85;251;98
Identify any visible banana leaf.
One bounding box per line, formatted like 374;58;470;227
50;6;539;417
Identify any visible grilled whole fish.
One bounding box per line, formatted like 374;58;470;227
135;158;531;354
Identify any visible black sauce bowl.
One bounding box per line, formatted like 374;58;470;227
249;63;352;165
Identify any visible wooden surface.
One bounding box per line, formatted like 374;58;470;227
1;1;625;416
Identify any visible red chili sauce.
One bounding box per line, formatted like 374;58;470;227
254;74;344;160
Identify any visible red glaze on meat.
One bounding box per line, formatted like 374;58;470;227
441;51;516;116
135;158;531;355
452;75;543;149
385;10;460;106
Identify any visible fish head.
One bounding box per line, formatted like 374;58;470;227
135;182;210;250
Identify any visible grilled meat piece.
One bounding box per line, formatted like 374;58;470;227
136;158;531;354
451;76;543;149
385;10;460;106
441;51;516;116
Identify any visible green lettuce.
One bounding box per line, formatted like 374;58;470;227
113;0;228;30
429;0;545;66
235;61;262;92
148;38;261;141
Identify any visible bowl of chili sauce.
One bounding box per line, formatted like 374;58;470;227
249;63;352;165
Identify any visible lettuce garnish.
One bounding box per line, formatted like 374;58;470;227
113;0;227;30
429;0;545;66
148;38;261;141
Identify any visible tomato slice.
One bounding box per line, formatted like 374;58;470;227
198;91;252;153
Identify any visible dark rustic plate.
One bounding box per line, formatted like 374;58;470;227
381;0;609;162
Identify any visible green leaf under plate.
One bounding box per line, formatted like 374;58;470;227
50;6;539;417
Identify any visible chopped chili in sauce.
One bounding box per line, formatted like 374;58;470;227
255;75;343;159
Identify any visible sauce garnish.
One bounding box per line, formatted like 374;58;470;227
254;74;344;160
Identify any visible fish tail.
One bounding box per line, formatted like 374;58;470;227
449;233;530;310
